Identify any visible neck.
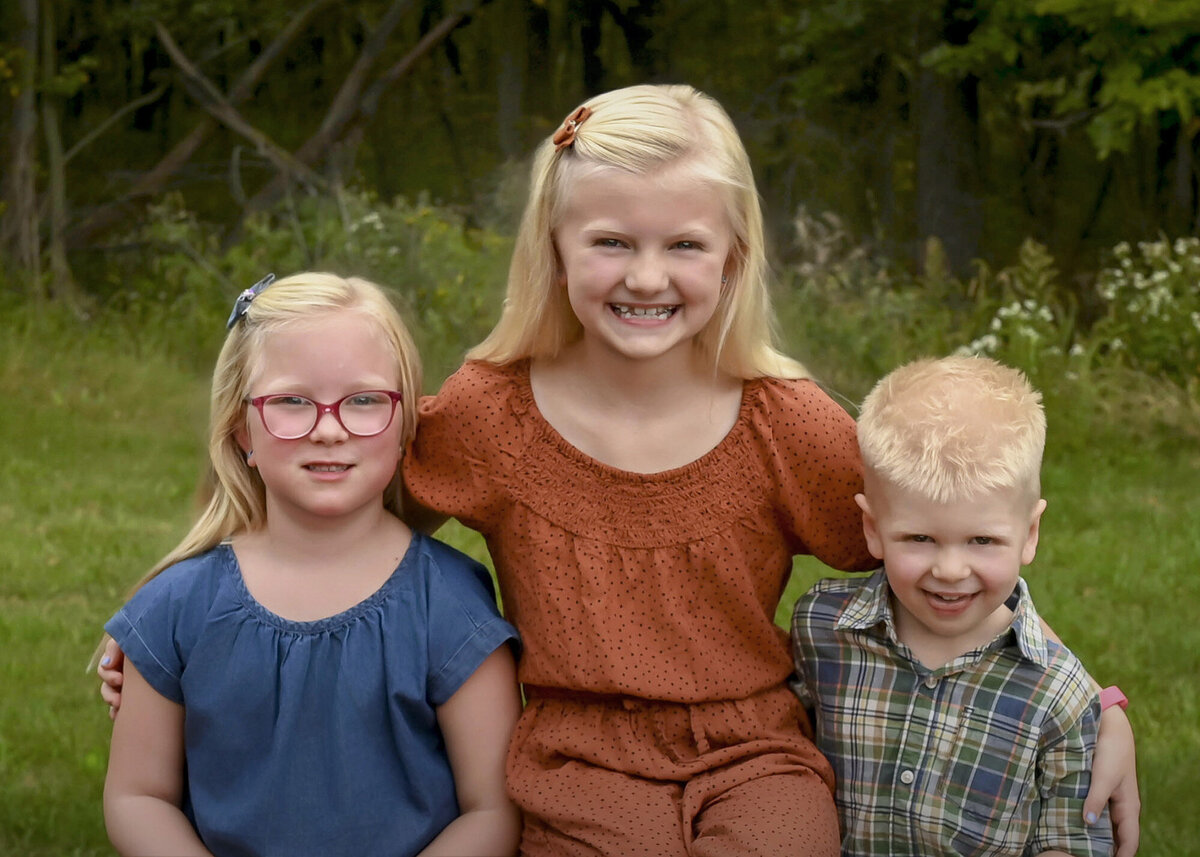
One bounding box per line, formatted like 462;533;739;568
891;597;1015;671
556;339;724;405
258;499;399;566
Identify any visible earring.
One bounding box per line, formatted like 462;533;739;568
721;275;728;285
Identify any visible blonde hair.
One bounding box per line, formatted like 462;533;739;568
468;83;806;379
857;355;1045;504
125;272;421;596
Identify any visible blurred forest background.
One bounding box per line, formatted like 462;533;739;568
8;0;1200;297
2;1;1199;854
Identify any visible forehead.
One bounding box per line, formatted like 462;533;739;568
247;310;397;384
873;478;1032;529
563;153;729;203
556;161;733;230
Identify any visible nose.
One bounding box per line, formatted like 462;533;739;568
308;407;348;442
625;251;669;294
931;548;971;582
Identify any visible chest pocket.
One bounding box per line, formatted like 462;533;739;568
940;705;1040;856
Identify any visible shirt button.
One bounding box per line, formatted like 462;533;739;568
924;676;938;689
900;770;915;785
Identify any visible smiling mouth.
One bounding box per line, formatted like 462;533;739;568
927;591;975;606
305;464;351;472
610;304;678;320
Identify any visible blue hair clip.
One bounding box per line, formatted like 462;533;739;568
226;273;275;329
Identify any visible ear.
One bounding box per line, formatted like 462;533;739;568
1021;498;1048;565
235;425;255;467
551;241;567;288
855;493;885;560
722;252;739;288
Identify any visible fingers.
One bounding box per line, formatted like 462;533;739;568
1109;787;1142;857
98;638;126;717
101;680;122;708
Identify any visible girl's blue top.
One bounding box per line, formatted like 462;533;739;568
106;532;518;857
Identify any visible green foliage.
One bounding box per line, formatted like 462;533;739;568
99;189;512;387
1092;237;1200;387
921;0;1200;158
955;239;1083;381
780;213;1200;432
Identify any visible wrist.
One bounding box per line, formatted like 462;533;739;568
1099;685;1128;711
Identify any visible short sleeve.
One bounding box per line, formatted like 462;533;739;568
758;379;876;572
422;538;519;706
104;557;218;704
1029;674;1113;855
404;362;522;532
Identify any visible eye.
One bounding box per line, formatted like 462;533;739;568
673;240;702;251
265;395;310;408
970;536;995;545
345;392;390;407
907;534;932;543
595;237;626;249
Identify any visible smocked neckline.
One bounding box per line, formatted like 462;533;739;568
221;535;420;634
509;360;764;482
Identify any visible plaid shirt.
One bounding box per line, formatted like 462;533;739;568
791;572;1112;857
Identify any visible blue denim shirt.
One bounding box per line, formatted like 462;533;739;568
107;533;517;857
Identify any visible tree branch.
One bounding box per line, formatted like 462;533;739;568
68;0;337;248
154;20;328;191
247;0;485;214
64;83;169;165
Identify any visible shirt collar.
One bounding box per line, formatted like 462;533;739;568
835;570;1054;668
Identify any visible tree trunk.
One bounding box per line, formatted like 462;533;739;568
914;5;982;275
1;0;41;294
41;0;80;305
494;0;526;159
1170;121;1195;235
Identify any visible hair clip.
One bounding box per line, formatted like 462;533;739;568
225;273;276;329
553;106;592;151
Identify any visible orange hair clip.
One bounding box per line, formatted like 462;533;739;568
553;106;592;151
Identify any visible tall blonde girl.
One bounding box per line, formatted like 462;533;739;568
101;273;521;857
405;84;871;856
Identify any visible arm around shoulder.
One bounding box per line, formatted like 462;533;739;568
104;659;212;856
762;379;877;572
1088;703;1139;857
419;644;522;857
1037;619;1139;856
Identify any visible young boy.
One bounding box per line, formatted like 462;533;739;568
791;355;1114;857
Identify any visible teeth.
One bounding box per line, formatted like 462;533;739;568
612;304;676;319
307;464;349;472
933;593;969;602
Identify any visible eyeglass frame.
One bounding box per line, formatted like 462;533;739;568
244;390;405;440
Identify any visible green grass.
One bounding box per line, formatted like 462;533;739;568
3;305;1197;855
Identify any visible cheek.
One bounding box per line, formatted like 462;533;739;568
885;547;928;578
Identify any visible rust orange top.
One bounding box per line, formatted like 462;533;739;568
404;360;876;703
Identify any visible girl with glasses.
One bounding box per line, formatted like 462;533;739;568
99;272;521;857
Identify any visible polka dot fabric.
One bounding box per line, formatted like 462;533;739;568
404;360;877;855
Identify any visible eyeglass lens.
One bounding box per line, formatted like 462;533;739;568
259;392;397;438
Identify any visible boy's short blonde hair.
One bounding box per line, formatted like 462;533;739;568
857;355;1045;504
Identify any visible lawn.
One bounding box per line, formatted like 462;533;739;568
2;306;1197;855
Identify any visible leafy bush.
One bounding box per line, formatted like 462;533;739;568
1092;237;1200;389
777;213;1199;437
98;189;513;386
954;239;1085;382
